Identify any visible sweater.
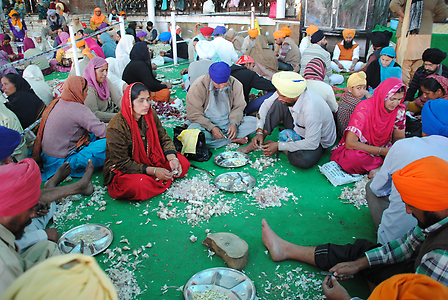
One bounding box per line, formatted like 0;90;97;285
84;78;122;122
230;64;276;103
404;64;448;102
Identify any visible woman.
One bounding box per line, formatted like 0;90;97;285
0;48;18;77
1;73;46;129
105;57;128;96
83;57;121;122
99;32;116;58
90;7;108;30
7;10;27;53
55;32;72;72
32;76;107;181
413;75;448;110
246;35;278;80
23;65;55;105
331;77;406;176
32;32;54;60
0;34;23;61
85;36;105;59
23;38;56;75
115;34;134;76
69;15;84;33
104;83;190;201
366;46;401;90
226;29;244;53
122;42;172;102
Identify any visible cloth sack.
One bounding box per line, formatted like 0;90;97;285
174;126;212;162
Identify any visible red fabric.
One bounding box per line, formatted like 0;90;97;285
0;158;41;217
330;147;384;174
108;154;190;201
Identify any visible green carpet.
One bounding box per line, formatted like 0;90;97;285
45;64;376;300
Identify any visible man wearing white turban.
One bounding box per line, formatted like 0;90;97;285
185;40;217;89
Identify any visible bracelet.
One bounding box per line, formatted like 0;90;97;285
168;157;179;162
153;167;157;175
256;131;264;135
379;147;382;156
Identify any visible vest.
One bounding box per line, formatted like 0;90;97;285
414;222;448;271
337;42;359;61
283;37;301;68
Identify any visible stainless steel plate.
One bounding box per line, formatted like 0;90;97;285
214;152;250;168
171;78;183;85
184;267;256;300
156;74;165;79
58;224;113;256
214;172;255;192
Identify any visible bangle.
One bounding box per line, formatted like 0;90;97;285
153;167;157;175
379;147;382;156
256;131;264;135
168;157;179;162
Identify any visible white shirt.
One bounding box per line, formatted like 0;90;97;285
332;40;360;61
210;36;238;66
299;35;311;56
370;135;448;245
257;88;336;151
306;80;338;113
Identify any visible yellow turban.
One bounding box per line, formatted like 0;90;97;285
343;29;356;39
273;30;286;39
272;71;307;98
392;156;448;211
1;254;118;300
368;274;448;300
347;71;367;87
281;26;291;36
248;28;259;38
306;25;319;36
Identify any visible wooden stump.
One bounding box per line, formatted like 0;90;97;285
202;232;249;270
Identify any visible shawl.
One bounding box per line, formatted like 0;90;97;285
380;47;402;83
82;56;110;100
121;83;166;167
85;37;105;58
0;34;15;56
115;35;135;75
100;32;116;58
69;16;84;33
8;10;22;30
246;35;278;72
130;42;151;62
59;32;70;50
0;50;18;77
341;77;406;147
90;7;106;25
303;58;325;81
23;37;35;51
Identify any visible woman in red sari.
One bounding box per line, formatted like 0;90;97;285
330;77;406;177
104;83;190;201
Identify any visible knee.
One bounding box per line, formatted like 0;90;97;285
288;153;318;169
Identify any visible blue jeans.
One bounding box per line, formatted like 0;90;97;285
278;61;294;71
245;92;276;115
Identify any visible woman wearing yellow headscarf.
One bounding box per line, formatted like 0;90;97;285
7;10;27;52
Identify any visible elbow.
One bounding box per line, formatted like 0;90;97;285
345;140;356;150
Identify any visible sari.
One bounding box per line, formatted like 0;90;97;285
331;77;407;174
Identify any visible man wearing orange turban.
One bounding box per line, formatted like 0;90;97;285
331;28;363;73
273;30;301;71
299;24;318;55
240;28;259;54
281;26;291;37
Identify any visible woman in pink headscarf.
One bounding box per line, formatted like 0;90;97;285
331;77;406;177
83;57;121;122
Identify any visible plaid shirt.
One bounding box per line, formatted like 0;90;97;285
277;43;292;62
366;216;448;286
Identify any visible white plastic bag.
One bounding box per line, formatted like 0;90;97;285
203;0;215;14
319;161;363;187
152;55;165;66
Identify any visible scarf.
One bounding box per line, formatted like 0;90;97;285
85;37;105;59
90;7;106;25
115;35;135;75
379;47;402;83
82;57;110;100
247;35;278;72
23;37;35;52
100;32;117;58
8;10;22;30
303;58;325;81
427;75;448;100
59;32;70;50
0;34;15;56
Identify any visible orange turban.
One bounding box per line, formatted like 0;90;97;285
248;28;259;38
392;156;448;211
343;29;356;38
281;26;291;36
306;25;318;36
368;274;448;300
273;30;286;39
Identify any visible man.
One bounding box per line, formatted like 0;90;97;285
262;155;448;291
42;9;67;38
404;48;448;110
136;31;147;43
158;31;189;63
0;158;60;296
239;72;336;169
185;40;216;89
225;28;245;54
331;29;363;73
145;21;158;44
108;8;119;23
299;24;318;56
230;55;276;115
186;62;256;148
210;26;238;66
273;30;301;71
281;26;292;37
367;99;448;245
300;30;344;85
360;30;393;72
240;28;258;54
188;26;213;62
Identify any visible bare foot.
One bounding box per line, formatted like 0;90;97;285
262;219;288;262
75;160;94;196
237;142;257;154
45;162;71;188
232;136;249;145
368;167;381;179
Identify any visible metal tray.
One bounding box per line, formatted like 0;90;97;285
171;78;183;85
214;172;255;192
184;267;256;300
214;151;250;168
156;74;165;79
58;224;113;256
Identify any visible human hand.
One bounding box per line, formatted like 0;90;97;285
160;51;165;56
163;82;172;89
248;93;256;101
211;126;226;139
251;133;264;148
227;123;238;140
155;168;173;180
152;63;158;70
261;140;278;157
35;202;50;218
329;260;364;279
180;68;188;75
169;158;182;177
322;276;352;300
44;228;59;242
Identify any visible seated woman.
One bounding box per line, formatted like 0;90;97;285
99;32;116;58
104;83;190;201
246;35;278;80
366;46;401;90
115;35;135;76
23;65;55;106
0;47;18;77
331;77;406;177
23;38;56;75
32;76;107;181
83;57;121;122
122;43;172;102
105;57;128;96
55;32;73;72
0;33;23;61
409;75;448;113
90;7;108;30
1;73;46;129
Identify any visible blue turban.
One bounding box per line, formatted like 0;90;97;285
380;46;396;58
158;32;171;42
0;126;21;161
213;26;226;35
209;62;231;84
422;99;448;137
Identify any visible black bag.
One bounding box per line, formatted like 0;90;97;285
173;126;212;162
405;115;422;138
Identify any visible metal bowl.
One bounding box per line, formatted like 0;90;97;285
214;172;255;192
58;224;113;256
184;267;256;300
214;151;250;168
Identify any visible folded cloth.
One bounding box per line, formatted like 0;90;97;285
177;129;201;154
279;129;301;142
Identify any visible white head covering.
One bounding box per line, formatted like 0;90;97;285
105;57;126;96
32;32;41;38
22;66;54;105
115;35;135;76
195;40;216;60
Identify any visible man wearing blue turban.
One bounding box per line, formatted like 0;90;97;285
158;31;188;63
211;26;238;66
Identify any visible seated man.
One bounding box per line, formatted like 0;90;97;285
240;28;258;55
145;21;158;44
186;62;257;148
159;32;189;63
188;26;213;62
273;30;301;71
230;55;277;115
210;26;238;66
299;25;318;56
42;9;67;39
262;156;448;290
0;158;60;296
239;72;336;169
367;99;448;245
404;48;448;112
331;29;363;73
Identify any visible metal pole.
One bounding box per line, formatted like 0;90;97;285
250;6;255;29
147;0;155;23
170;11;178;66
119;16;126;37
68;25;81;76
276;0;286;19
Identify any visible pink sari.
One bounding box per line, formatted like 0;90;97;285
331;77;406;174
